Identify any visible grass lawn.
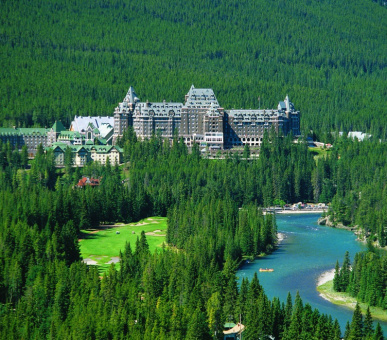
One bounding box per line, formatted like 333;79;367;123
308;147;330;162
317;280;387;322
79;217;167;274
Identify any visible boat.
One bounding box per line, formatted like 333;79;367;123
259;268;274;272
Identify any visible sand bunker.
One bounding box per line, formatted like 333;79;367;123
83;258;97;265
145;230;165;236
135;222;149;226
106;257;120;264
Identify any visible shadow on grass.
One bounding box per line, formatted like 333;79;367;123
78;225;118;240
78;231;107;240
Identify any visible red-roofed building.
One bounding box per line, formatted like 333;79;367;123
76;176;100;188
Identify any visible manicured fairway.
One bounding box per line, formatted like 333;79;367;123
79;217;167;273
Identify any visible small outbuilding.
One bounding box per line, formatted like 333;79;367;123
223;322;245;340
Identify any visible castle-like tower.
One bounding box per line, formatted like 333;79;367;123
113;85;300;149
113;86;139;143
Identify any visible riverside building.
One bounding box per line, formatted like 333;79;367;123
113;85;300;149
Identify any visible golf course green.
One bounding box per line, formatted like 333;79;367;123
79;217;167;274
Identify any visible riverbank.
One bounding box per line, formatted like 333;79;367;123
263;209;327;215
317;270;387;322
317;215;357;231
277;209;326;214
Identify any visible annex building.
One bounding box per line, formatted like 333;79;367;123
0;120;121;166
113;85;300;149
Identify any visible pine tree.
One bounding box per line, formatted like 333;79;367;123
186;307;211;340
363;306;374;338
284;292;293;330
373;323;384;340
64;146;73;174
333;319;342;340
271;297;284;340
340;251;351;292
283;291;303;339
21;145;29;169
349;303;363;340
243;143;250;159
333;260;341;291
344;321;351;340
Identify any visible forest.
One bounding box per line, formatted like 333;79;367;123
0;131;386;339
1;0;386;337
0;0;386;139
324;137;387;247
334;249;387;311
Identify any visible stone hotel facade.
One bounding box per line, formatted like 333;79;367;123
113;85;300;148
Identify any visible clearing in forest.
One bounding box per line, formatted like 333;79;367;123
79;217;167;274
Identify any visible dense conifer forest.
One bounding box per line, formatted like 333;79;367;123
0;132;386;338
1;0;387;338
0;0;386;139
324;137;387;246
334;250;387;310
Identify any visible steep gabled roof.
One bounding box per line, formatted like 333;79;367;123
70;116;114;132
124;86;140;103
184;85;220;108
51;121;66;133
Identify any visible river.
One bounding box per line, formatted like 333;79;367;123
237;213;387;335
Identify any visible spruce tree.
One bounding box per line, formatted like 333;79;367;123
349;303;363;340
363;306;374;338
283;292;293;331
373;323;384;340
333;260;341;291
283;291;303;339
333;319;342;340
340;251;351;292
186;307;211;340
344;321;351;340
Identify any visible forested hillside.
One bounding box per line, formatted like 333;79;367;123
323;137;387;246
1;0;386;138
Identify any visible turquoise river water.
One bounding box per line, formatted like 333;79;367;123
237;213;387;335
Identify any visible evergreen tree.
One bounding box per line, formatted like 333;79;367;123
243;143;250;159
284;292;293;331
373;323;384;340
333;260;341;291
186;307;211;340
344;321;351;340
64;146;73;174
21;145;29;169
363;307;374;338
340;251;351;292
349;303;363;340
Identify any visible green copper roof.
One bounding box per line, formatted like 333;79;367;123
19;128;49;135
51;121;66;133
58;131;82;139
0;127;49;136
49;143;122;154
224;323;237;328
0;128;22;136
